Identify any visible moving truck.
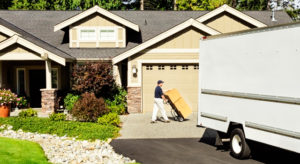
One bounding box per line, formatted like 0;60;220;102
198;22;300;159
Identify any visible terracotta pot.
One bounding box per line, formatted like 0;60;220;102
0;104;10;118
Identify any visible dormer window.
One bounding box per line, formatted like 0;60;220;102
100;29;116;41
80;29;96;41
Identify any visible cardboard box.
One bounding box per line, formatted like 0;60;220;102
164;89;192;119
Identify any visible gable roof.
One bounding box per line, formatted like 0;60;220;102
112;18;220;64
0;10;292;60
0;35;66;65
54;5;139;32
0;18;74;65
197;4;267;28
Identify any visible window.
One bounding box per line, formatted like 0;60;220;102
51;68;58;89
170;65;177;70
182;65;189;70
158;65;165;70
16;68;25;95
146;65;153;70
194;65;199;70
80;29;96;41
100;29;116;41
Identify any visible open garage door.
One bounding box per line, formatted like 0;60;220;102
142;64;199;112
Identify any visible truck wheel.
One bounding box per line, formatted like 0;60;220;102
230;128;251;159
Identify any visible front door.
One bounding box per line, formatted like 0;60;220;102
29;70;45;107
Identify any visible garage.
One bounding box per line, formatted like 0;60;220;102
142;64;199;112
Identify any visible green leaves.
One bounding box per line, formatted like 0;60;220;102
8;0;124;10
0;117;119;140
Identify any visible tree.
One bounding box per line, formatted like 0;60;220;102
144;0;174;10
176;0;226;10
0;0;12;9
72;62;115;98
9;0;123;10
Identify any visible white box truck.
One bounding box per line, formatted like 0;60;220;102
198;22;300;159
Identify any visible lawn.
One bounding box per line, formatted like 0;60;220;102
0;137;49;164
0;117;119;140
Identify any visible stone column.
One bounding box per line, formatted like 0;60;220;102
41;59;56;113
40;89;57;113
127;87;142;113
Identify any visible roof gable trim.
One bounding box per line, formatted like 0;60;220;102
54;6;139;32
0;25;20;37
112;18;221;64
197;4;267;28
0;35;66;65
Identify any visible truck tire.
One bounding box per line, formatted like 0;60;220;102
230;128;251;159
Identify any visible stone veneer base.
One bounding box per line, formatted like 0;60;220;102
40;89;57;113
127;87;142;113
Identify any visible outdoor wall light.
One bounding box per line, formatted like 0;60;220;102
132;65;137;74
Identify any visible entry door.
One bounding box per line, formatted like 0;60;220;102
142;64;199;113
29;70;46;107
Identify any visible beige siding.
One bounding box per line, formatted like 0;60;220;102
204;13;252;33
79;42;97;48
153;28;204;49
73;13;118;27
0;45;42;60
99;42;116;47
142;64;199;112
69;13;126;48
118;28;123;40
71;29;77;40
0;33;8;42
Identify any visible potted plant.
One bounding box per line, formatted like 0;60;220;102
0;89;18;118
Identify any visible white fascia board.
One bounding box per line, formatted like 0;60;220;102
197;4;267;28
54;6;139;32
0;25;20;37
0;35;66;66
0;35;18;50
112;19;220;64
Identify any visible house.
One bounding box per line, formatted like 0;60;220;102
0;5;292;113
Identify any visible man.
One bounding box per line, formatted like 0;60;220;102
151;80;170;123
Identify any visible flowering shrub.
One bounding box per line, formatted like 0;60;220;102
0;89;18;106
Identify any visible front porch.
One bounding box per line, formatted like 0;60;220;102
0;60;71;113
0;33;73;113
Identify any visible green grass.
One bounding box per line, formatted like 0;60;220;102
0;137;49;164
0;117;119;141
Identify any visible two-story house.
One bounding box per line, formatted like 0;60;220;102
0;4;292;113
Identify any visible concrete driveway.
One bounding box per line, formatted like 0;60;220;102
118;112;204;139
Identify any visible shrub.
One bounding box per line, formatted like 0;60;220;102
16;97;28;109
0;117;119;141
64;93;80;111
97;112;120;126
0;89;18;105
72;62;115;97
71;92;110;122
106;87;127;115
18;108;37;118
49;113;66;121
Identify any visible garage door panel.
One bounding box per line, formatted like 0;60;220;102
142;64;198;113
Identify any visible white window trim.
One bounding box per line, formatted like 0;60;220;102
79;28;97;41
99;27;117;42
76;26;119;43
16;68;26;95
